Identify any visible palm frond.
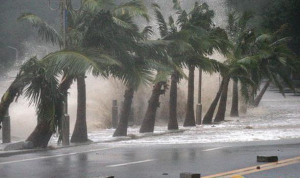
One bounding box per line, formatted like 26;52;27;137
237;11;254;30
270;37;293;47
154;71;172;83
112;16;135;29
141;26;154;40
41;49;120;78
83;0;115;12
18;13;63;46
152;3;168;38
113;0;149;22
172;0;182;12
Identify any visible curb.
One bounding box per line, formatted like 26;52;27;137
0;129;186;157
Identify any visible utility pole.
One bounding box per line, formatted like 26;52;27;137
47;0;82;146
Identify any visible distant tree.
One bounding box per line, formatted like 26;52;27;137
203;12;256;124
250;30;298;107
172;1;230;127
263;0;300;56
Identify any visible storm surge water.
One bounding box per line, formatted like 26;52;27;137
0;0;231;140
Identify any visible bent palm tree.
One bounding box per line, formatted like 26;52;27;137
203;11;255;124
214;20;298;123
0;49;119;147
248;30;298;107
172;2;230;126
18;0;150;142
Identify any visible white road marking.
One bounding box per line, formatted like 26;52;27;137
202;146;232;152
0;147;116;165
106;159;156;168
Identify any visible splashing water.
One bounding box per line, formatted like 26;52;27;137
0;0;231;140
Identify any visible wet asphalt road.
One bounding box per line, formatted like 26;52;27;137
1;139;300;178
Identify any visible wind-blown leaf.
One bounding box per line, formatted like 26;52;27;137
18;13;63;46
41;49;120;78
141;26;154;40
113;0;149;22
152;3;168;38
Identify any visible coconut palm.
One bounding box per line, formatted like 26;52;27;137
139;3;183;133
204;18;298;124
0;48;119;147
247;29;298;107
172;1;230;127
112;33;171;137
213;59;255;123
139;3;200;133
225;11;255;117
85;3;174;137
18;0;150;142
203;11;256;124
76;2;170;137
139;2;228;133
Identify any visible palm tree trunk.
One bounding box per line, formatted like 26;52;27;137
140;82;166;133
248;87;255;106
202;78;226;124
253;81;270;107
113;85;135;137
26;119;53;148
26;76;73;148
214;77;230;122
71;76;88;143
0;80;20;128
230;81;239;117
184;65;196;127
168;71;179;130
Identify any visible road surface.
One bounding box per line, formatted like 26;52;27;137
1;139;300;178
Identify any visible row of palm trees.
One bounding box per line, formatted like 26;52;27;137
0;0;298;148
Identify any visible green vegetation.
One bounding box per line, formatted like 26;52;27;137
0;0;299;147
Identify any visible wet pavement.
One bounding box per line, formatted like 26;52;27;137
1;86;300;178
245;162;300;178
1;139;300;178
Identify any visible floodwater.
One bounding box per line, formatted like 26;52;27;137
0;0;282;144
46;88;300;146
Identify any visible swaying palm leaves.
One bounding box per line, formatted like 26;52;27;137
170;2;230;126
15;0;157;141
240;30;298;101
0;47;120;129
18;13;63;47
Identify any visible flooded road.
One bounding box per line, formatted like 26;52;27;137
46;86;300;146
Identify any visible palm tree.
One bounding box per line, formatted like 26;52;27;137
18;0;150;142
213;61;254;123
140;2;228;132
202;11;255;124
112;37;170;137
171;2;230;126
248;29;298;107
139;2;207;133
77;1;168;137
139;3;178;133
206;16;298;124
0;48;117;147
253;80;270;107
227;12;254;117
70;75;87;142
230;81;239;117
202;76;226;124
168;71;180;130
